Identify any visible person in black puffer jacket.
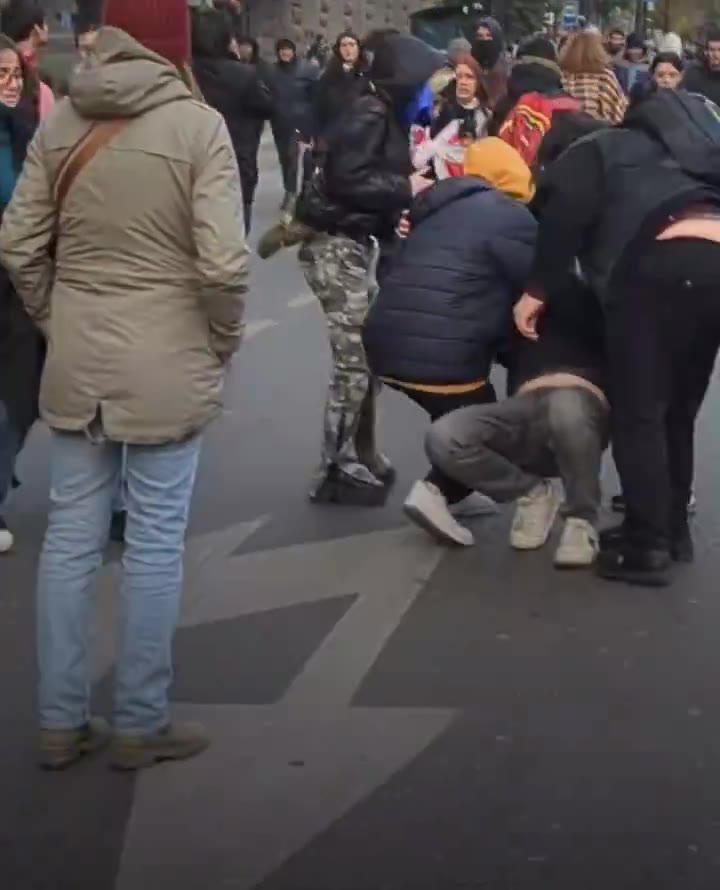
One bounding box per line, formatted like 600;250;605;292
310;30;369;143
297;31;443;507
191;10;273;232
363;137;536;543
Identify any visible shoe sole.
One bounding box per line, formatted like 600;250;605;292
39;733;110;770
554;553;597;569
613;502;697;516
403;503;473;547
110;738;210;771
310;476;388;507
595;564;670;587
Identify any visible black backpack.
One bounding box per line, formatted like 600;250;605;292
625;89;720;187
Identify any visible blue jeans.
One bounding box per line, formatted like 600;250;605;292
37;431;202;733
0;402;20;508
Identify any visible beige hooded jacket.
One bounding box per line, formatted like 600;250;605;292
0;28;249;445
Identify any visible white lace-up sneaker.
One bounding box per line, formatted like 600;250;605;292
554;517;599;568
0;516;14;554
449;491;498;519
510;480;559;550
404;481;474;547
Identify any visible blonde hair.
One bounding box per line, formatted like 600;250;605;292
560;30;610;75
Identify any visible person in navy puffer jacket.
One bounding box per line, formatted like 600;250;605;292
363;137;537;545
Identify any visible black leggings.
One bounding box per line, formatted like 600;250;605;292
607;239;720;547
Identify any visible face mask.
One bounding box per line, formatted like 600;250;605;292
473;39;499;69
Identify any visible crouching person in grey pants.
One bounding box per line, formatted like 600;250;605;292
422;307;609;567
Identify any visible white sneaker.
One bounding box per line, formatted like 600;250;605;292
554;517;599;568
510;480;559;550
0;516;14;554
404;481;474;547
449;491;498;519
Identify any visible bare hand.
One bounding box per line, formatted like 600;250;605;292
513;293;545;341
410;170;433;197
396;213;411;238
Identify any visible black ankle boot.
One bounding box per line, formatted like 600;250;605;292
596;538;671;587
309;467;388;507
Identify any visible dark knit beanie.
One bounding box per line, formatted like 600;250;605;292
625;32;645;50
103;0;191;66
517;33;558;63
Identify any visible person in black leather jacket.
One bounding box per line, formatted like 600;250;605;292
297;31;442;507
191;10;272;232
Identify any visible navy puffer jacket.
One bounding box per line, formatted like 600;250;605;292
363;177;536;386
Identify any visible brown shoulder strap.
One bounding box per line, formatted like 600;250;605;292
54;119;131;210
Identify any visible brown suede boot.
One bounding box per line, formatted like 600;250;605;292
39;717;111;770
110;721;210;771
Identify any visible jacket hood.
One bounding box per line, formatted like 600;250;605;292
192;55;256;100
472;16;505;70
70;27;192;119
410;176;491;226
465;137;535;202
476;16;504;44
370;33;444;110
508;59;563;99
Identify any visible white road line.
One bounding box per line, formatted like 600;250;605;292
244;318;279;340
287;293;315;309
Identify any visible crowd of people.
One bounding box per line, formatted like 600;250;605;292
1;0;720;770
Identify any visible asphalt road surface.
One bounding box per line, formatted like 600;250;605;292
3;137;720;890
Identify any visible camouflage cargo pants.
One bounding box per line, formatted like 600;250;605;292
300;233;387;484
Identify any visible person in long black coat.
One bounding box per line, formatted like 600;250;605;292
310;31;369;142
191;10;273;232
0;34;42;552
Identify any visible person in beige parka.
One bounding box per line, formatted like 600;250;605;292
0;0;249;771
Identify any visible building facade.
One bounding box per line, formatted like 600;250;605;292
245;0;435;52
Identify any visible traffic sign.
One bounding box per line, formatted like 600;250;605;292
562;1;579;27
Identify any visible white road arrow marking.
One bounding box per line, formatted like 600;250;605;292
115;526;456;890
287;293;315;309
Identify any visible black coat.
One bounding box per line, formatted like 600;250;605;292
311;60;370;141
682;61;720;106
0;101;43;445
270;58;319;140
320;90;413;241
530;94;720;306
310;34;442;241
363;177;537;386
192;55;273;158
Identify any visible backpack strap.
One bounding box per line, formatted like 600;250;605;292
54;119;131;210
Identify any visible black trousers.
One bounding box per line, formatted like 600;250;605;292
237;143;261;232
404;385;497;503
270;119;299;194
607;239;720;548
